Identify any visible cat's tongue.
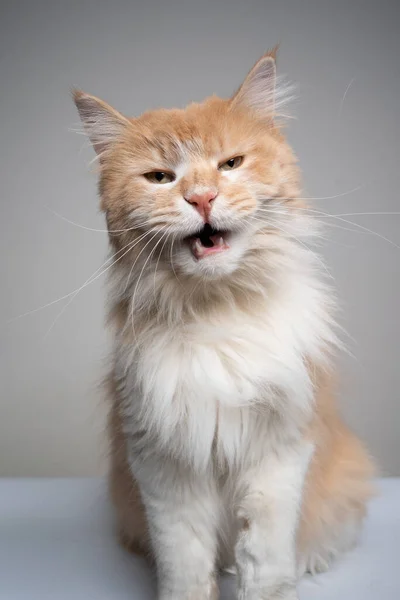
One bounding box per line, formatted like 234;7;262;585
190;234;229;259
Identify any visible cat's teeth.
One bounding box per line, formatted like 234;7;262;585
194;239;204;256
217;236;224;247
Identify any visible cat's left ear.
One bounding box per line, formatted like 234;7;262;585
231;51;277;118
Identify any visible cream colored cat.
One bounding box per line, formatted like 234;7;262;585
74;50;374;600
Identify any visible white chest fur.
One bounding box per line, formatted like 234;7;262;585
115;271;333;473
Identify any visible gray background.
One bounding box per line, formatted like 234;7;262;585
0;0;399;477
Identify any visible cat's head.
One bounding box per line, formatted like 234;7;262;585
74;52;302;282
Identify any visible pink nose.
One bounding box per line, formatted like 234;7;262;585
185;190;217;221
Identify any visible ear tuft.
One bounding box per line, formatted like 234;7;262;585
265;44;280;62
72;89;129;156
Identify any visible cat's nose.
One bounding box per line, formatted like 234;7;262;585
185;190;217;221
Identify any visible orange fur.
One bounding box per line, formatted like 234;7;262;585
107;374;150;558
74;51;375;595
298;368;375;573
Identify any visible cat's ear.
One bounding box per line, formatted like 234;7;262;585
73;90;130;155
231;50;278;118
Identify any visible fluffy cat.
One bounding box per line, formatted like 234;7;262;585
74;50;374;600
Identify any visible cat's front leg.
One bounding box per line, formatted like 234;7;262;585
137;464;219;600
235;441;313;600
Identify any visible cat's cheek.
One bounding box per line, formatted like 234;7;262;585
221;169;240;183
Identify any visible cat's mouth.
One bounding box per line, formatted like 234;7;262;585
185;224;230;260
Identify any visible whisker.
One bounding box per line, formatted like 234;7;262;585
153;227;173;301
170;233;183;288
323;215;400;250
269;184;364;203
292;207;400;250
42;230;156;339
257;206;400;242
45;207;110;233
129;226;170;348
338;77;355;119
186;271;204;305
246;214;333;280
274;206;400;219
255;207;374;236
4;234;151;327
252;208;329;241
312;220;374;236
333;212;400;217
123;229;163;294
45;206;156;235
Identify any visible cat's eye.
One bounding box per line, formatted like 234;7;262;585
218;156;244;171
144;171;176;184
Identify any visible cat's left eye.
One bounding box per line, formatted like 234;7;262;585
144;171;176;184
218;156;244;171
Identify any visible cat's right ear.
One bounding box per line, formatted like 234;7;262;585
73;90;130;156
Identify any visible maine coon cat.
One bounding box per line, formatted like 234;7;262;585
74;50;374;600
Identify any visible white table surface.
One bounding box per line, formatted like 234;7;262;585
0;478;399;599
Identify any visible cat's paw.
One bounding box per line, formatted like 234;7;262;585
238;593;298;600
268;588;298;600
237;582;298;600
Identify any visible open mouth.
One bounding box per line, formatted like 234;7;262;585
186;224;230;260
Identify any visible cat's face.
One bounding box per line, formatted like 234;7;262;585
75;53;300;280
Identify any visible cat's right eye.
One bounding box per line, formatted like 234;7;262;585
144;171;176;184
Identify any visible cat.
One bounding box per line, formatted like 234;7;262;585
74;49;374;600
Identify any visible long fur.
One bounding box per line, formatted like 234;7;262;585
74;51;374;599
